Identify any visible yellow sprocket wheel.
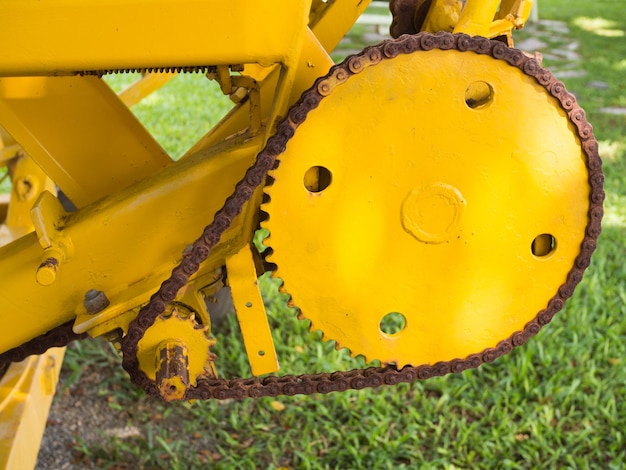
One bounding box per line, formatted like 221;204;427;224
136;304;216;400
262;37;592;368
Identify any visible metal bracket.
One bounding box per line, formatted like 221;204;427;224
226;244;279;376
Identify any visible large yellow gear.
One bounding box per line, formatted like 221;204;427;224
262;46;590;367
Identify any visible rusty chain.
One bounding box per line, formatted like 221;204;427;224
0;33;603;401
0;321;86;372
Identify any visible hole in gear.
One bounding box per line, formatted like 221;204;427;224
531;234;556;257
465;81;494;109
380;312;407;335
303;166;332;193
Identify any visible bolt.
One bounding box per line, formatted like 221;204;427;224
36;246;65;286
83;289;110;314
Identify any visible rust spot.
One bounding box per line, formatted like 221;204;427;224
38;257;59;271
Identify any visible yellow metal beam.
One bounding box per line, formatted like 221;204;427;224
309;0;372;53
0;0;311;76
226;244;279;376
0;76;170;207
0;135;264;353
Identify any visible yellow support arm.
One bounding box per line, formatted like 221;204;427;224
0;0;311;76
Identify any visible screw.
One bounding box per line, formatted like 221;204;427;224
83;289;110;314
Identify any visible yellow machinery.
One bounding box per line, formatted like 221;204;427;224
0;0;604;465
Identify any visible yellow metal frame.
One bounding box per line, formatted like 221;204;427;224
0;0;369;355
0;0;539;373
0;0;555;461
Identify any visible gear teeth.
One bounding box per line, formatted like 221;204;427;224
260;246;276;272
262;246;274;259
307;318;365;362
259;159;364;367
263;260;278;273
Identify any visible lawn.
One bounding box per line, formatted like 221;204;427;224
37;1;626;468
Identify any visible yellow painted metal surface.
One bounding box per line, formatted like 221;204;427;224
0;0;590;420
0;127;19;164
263;48;589;366
186;28;335;156
0;348;65;470
31;192;72;286
423;0;464;33
6;156;56;239
489;0;534;41
0;76;170;207
454;0;502;36
226;244;279;376
0;0;311;76
0;0;365;356
0;136;263;353
183;0;369;156
0;0;583;461
416;0;533;41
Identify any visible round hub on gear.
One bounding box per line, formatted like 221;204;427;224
263;41;592;367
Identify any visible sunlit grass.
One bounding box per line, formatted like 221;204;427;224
104;73;233;159
573;16;625;37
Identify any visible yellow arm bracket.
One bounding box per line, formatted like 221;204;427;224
489;0;534;41
452;0;533;41
226;244;279;376
454;0;501;36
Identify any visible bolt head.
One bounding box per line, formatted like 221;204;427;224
83;289;109;314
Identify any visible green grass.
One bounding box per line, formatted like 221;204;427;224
105;73;233;159
48;1;626;468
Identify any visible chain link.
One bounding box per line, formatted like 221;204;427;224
0;322;86;371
